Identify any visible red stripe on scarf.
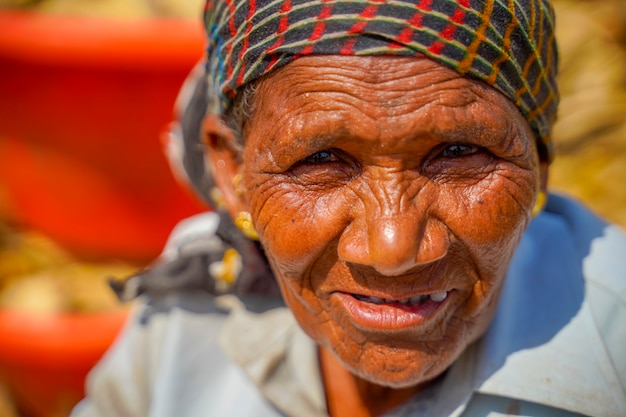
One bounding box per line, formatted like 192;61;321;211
225;0;237;80
266;0;293;71
301;0;334;56
348;1;382;35
428;2;466;55
392;0;432;49
236;0;258;85
341;1;384;54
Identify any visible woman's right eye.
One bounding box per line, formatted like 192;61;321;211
287;148;357;186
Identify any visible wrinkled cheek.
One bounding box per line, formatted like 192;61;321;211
251;190;345;279
449;175;534;253
463;219;525;316
249;189;348;344
445;178;533;325
281;282;334;342
266;258;339;348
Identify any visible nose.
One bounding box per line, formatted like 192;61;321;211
337;185;449;276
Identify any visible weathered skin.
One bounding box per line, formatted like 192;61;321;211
204;55;544;416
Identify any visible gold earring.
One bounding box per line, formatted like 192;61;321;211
232;173;245;196
209;187;227;210
532;190;546;217
209;248;242;292
235;211;259;240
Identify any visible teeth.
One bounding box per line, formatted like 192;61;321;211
429;291;448;302
409;295;428;304
354;295;384;304
355;293;444;305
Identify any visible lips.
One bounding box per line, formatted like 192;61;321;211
352;291;448;306
332;290;450;332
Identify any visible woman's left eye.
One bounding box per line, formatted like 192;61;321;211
302;150;338;164
441;143;479;158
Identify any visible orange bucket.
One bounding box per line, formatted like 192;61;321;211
0;11;207;261
0;309;129;417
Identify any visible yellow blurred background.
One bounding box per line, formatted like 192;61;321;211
0;0;624;416
550;0;626;227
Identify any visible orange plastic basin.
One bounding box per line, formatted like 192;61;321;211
0;11;207;261
0;309;129;417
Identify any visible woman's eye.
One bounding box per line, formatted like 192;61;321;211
287;148;356;186
302;150;338;164
441;143;479;158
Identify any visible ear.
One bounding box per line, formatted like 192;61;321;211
201;114;248;219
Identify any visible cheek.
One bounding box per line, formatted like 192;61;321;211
441;167;537;328
441;166;537;262
247;182;353;344
248;183;348;279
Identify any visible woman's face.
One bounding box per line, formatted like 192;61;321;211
237;56;540;388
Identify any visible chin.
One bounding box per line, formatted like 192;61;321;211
331;337;462;389
357;369;442;390
326;315;494;390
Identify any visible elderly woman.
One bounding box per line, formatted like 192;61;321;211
72;1;625;416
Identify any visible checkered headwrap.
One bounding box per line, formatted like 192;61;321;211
203;0;559;160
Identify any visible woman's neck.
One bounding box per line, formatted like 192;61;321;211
319;346;424;417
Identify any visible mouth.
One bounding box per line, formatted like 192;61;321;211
332;290;450;331
352;291;448;306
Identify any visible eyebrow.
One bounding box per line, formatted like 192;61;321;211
272;121;351;154
270;134;341;164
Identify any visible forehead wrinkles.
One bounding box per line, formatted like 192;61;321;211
251;57;498;146
256;57;483;116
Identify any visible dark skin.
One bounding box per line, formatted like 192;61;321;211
203;56;549;417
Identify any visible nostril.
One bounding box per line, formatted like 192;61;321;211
337;222;371;266
415;219;449;265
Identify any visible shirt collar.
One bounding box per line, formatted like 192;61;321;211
218;297;327;417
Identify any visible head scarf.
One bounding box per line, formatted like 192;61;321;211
203;0;558;158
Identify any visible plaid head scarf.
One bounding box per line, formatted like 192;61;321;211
203;0;559;161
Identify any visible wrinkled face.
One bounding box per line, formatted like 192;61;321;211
238;56;540;388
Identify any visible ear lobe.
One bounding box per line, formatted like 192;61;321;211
201;114;247;218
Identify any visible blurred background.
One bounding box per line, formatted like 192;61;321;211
0;1;207;416
0;0;624;416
